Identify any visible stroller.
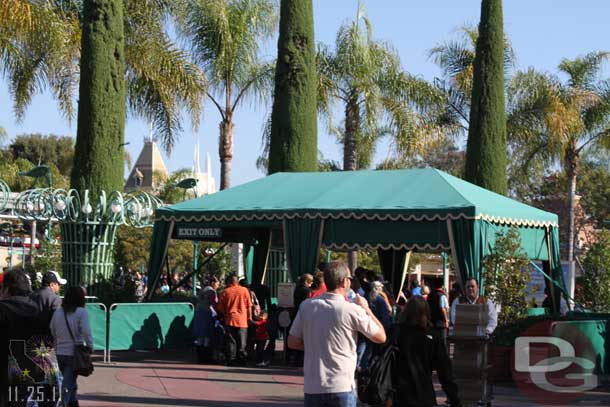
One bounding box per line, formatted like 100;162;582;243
196;320;226;365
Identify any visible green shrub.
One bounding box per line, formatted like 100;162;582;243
483;228;531;326
577;230;610;312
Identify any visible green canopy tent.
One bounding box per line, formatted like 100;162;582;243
146;168;566;306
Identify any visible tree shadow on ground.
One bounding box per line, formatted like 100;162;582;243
130;313;163;350
165;315;192;348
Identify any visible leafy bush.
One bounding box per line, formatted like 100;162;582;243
576;230;610;312
92;275;138;308
483;228;531;326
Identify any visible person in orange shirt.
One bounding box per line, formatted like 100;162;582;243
217;275;252;365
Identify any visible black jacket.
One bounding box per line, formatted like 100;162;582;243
30;286;62;326
0;296;47;405
293;284;311;311
394;324;461;407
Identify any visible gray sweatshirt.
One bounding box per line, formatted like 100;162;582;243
50;307;94;356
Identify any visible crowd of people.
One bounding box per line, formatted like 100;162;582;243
0;260;497;407
286;261;499;407
0;270;93;407
192;274;279;367
190;261;498;407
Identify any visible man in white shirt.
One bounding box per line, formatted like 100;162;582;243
450;277;498;334
288;261;386;407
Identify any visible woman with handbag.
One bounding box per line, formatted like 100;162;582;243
50;286;94;407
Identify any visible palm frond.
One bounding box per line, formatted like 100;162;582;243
231;60;275;112
178;0;277;90
255;112;272;173
126;32;207;153
559;51;610;90
1;2;80;121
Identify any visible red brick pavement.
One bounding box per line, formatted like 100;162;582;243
75;350;610;407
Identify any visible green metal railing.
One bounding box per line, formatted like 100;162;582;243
266;248;291;298
5;183;161;287
60;221;120;286
0;179;9;211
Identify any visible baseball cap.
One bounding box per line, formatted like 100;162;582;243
42;271;67;286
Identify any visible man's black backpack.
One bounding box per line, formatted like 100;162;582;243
356;342;398;405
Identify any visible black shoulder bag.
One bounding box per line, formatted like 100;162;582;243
356;340;398;405
64;311;94;377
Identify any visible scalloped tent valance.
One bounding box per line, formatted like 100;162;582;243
155;168;558;227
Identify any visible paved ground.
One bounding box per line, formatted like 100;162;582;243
76;348;610;407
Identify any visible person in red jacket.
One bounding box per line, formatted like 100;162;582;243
253;311;269;366
309;271;327;298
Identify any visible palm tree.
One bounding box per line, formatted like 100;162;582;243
429;25;515;136
317;4;454;270
0;0;81;120
177;0;277;190
0;0;205;153
508;52;610;301
317;8;452;172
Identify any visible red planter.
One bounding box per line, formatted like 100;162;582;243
488;344;512;382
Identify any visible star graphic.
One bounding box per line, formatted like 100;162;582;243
22;368;31;378
34;344;51;359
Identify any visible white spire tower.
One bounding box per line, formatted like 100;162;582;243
147;121;154;143
206;152;212;193
193;135;201;196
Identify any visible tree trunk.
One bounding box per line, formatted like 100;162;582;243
71;0;126;196
268;0;317;174
343;96;359;172
219;117;234;190
344;95;359;271
464;0;507;195
566;149;579;308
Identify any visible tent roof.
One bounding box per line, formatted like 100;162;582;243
156;168;558;227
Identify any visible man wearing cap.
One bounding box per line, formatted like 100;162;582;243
31;270;66;323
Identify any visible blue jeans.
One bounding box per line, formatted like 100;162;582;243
304;391;357;407
57;355;77;404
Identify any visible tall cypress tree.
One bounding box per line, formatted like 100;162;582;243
464;0;507;194
71;0;126;196
268;0;317;174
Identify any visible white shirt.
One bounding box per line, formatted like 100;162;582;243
289;292;380;394
450;296;498;334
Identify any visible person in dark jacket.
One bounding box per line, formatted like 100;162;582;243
30;270;66;324
293;273;313;310
394;296;461;407
250;280;272;312
289;274;313;366
1;270;51;406
427;277;449;346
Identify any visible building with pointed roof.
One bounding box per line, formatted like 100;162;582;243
124;139;169;193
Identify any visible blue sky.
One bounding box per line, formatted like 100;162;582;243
1;0;609;187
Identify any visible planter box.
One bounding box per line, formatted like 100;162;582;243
488;343;512;382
